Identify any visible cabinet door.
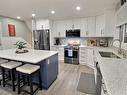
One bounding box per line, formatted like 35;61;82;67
79;47;87;65
87;17;96;37
66;20;73;30
52;21;59;37
73;19;81;29
105;10;115;37
81;18;88;37
87;49;94;68
50;46;58;51
59;47;64;60
96;15;105;37
36;20;50;30
57;21;66;37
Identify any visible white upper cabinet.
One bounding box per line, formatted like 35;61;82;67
104;10;115;37
52;17;96;38
51;11;115;38
36;19;50;30
81;18;88;37
52;21;59;37
52;19;81;37
52;20;66;37
96;15;105;37
95;10;115;37
65;20;73;30
73;19;81;29
56;21;66;37
66;19;81;30
87;17;96;37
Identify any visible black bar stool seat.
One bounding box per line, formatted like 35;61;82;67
16;64;42;95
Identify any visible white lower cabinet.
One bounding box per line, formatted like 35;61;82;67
51;46;64;61
58;47;64;61
101;79;108;95
51;46;58;51
52;46;94;67
86;48;94;68
79;47;87;65
79;47;94;68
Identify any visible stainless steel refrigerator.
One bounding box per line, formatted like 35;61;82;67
33;29;50;50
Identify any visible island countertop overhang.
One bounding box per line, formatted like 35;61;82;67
0;49;58;64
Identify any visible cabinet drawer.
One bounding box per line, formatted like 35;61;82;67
80;54;87;57
79;51;86;54
80;61;87;65
79;57;87;61
80;49;87;51
80;52;86;55
80;59;86;62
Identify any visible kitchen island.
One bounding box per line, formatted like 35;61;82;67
0;49;58;89
95;48;127;95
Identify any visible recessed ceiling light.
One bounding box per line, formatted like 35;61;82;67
17;16;21;19
51;11;55;14
76;6;81;11
32;13;36;17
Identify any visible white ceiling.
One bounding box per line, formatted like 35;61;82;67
0;0;120;20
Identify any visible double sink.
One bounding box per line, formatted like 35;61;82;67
99;51;121;59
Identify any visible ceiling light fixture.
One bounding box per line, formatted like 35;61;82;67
76;6;81;11
32;13;36;17
17;16;21;19
51;11;55;14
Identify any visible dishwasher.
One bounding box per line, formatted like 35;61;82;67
95;62;108;95
96;62;102;95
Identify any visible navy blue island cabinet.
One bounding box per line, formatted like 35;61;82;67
34;53;58;89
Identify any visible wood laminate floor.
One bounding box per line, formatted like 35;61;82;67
0;62;94;95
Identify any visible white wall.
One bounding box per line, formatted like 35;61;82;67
25;20;32;32
116;2;127;26
113;2;127;50
0;17;32;45
1;37;31;50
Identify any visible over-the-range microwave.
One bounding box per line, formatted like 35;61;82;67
66;29;80;37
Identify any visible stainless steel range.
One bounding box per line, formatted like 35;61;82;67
64;45;79;65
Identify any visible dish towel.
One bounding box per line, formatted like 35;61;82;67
68;48;73;57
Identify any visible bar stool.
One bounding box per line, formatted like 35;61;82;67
1;61;22;91
16;64;42;95
0;59;8;85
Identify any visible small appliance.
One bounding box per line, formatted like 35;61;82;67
99;39;108;47
66;29;80;37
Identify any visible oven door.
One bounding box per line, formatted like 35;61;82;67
64;48;79;64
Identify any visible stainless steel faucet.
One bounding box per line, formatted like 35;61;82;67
112;39;122;54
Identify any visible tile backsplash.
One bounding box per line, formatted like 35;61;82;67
56;37;113;47
59;38;87;45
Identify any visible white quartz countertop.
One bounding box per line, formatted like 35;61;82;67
95;48;127;95
0;49;58;64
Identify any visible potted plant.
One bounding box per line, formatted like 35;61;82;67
14;41;28;53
